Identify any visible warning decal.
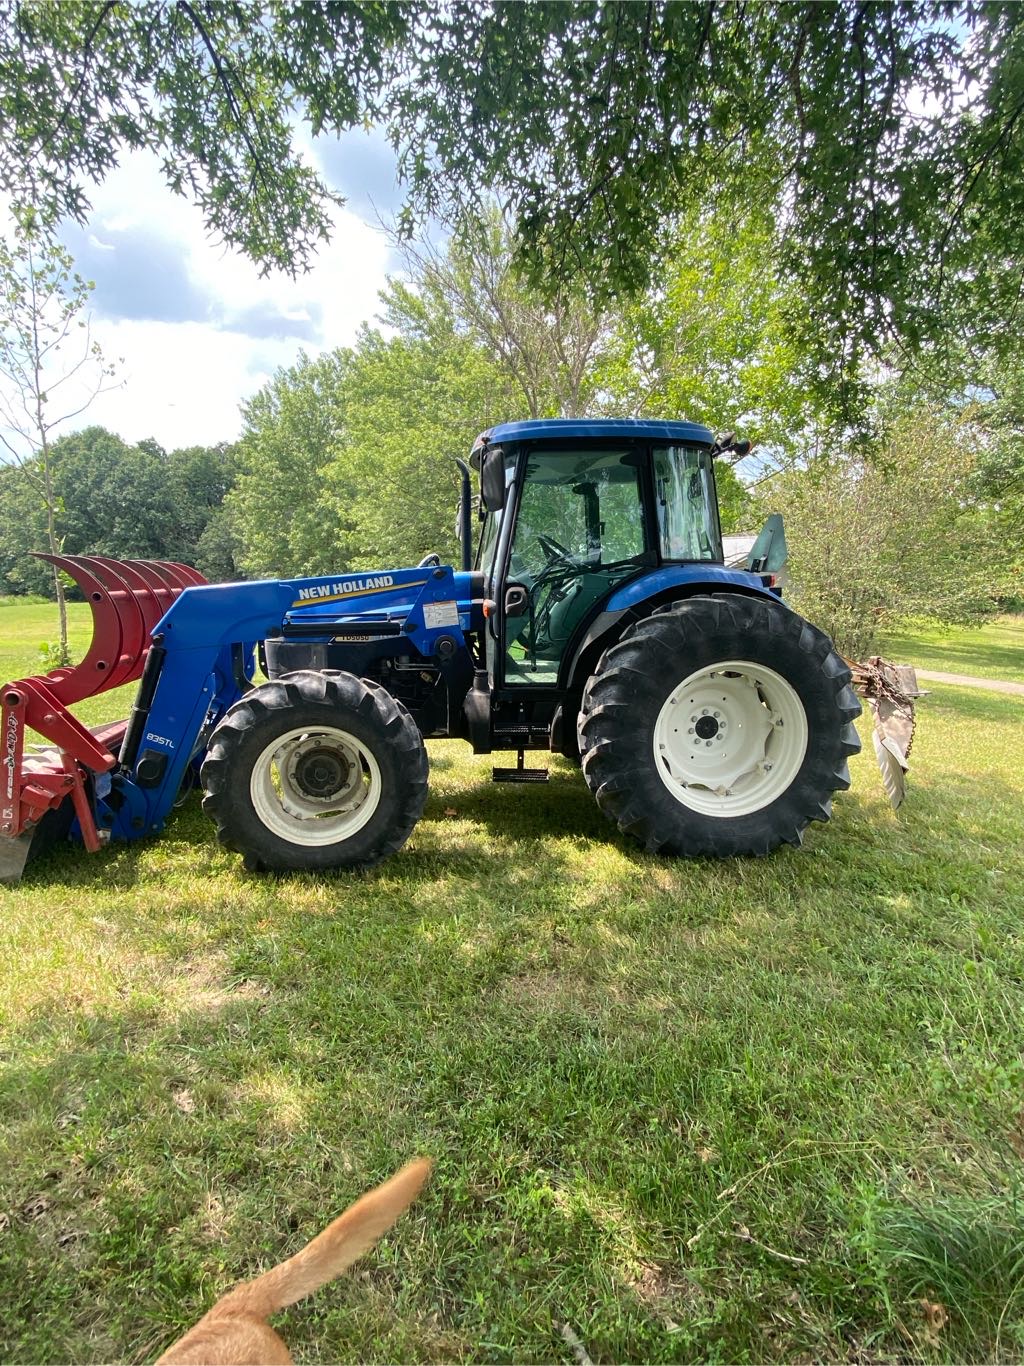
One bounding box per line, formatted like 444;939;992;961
423;600;460;629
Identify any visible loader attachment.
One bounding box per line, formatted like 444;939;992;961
1;555;206;879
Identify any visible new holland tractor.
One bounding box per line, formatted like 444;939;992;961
1;418;862;882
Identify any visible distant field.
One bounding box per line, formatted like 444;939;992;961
0;599;139;728
881;614;1023;683
1;600;1023;1363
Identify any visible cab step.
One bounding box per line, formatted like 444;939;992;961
492;751;549;783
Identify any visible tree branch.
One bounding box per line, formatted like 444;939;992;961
32;0;120;159
175;0;275;203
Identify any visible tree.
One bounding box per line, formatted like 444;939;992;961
959;359;1024;607
968;360;1024;523
193;502;242;583
229;213;615;578
0;210;116;661
0;458;48;597
228;351;353;580
49;427;176;560
228;310;519;579
0;425;239;595
164;441;238;565
757;404;1007;659
596;204;825;447
4;2;1024;395
390;208;609;419
328;303;519;570
714;463;752;536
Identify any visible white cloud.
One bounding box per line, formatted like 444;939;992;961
80;319;299;448
2;137;400;456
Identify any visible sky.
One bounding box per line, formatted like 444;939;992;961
5;125;405;456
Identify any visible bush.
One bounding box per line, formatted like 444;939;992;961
758;406;1008;658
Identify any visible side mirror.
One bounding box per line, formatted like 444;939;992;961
480;448;506;512
711;432;754;459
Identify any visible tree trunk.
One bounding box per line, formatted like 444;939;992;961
40;438;69;668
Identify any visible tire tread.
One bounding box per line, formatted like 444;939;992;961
200;669;428;873
579;593;862;858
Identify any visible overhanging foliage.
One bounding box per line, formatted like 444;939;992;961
3;2;1024;400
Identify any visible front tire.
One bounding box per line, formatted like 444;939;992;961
201;670;428;872
578;594;861;857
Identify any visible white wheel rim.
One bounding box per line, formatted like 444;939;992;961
653;661;808;817
249;725;382;846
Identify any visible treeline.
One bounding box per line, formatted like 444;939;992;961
3;210;1022;658
0;428;238;597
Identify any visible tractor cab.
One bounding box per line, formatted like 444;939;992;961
470;419;725;690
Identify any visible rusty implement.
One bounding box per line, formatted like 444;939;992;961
848;656;924;809
1;555;206;880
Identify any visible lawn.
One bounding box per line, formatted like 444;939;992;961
880;614;1024;683
1;601;1023;1363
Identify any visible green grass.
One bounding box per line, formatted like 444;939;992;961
880;614;1024;683
2;603;1024;1362
0;599;139;730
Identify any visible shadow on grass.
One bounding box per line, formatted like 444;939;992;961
0;989;436;1363
0;953;727;1364
4;727;1024;1366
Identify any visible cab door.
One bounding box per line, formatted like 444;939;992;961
495;445;650;687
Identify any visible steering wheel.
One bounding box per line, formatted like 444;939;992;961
514;535;581;656
537;533;573;562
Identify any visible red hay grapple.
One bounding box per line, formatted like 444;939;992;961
1;555;206;877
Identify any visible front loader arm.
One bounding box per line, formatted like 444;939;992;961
2;562;472;879
107;566;470;841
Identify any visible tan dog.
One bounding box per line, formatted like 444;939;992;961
157;1158;432;1365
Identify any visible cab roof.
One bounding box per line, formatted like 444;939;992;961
472;417;715;454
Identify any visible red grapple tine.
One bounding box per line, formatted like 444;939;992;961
32;553;127;704
140;559;193;595
169;562;208;587
125;560;177;618
104;559;168;643
84;557;155;689
148;560;192;592
20;554;206;713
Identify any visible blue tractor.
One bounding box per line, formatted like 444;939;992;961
1;419;861;880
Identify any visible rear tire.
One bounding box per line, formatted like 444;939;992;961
578;594;861;857
201;670;428;872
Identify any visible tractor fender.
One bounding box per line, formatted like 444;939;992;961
563;564;779;697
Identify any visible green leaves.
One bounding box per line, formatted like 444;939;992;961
4;2;1024;388
757;401;1008;657
595;201;819;452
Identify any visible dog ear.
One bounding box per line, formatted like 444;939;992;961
157;1158;433;1365
214;1158;433;1318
